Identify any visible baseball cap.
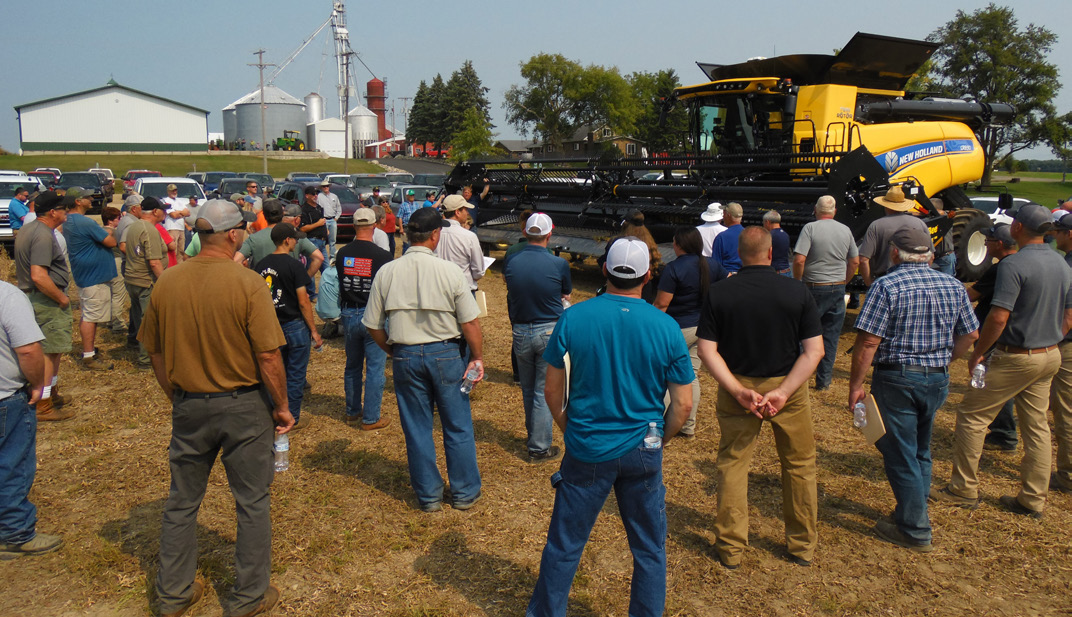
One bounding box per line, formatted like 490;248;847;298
525;212;553;235
194;198;256;233
283;203;303;218
270;222;306;244
123;194;144;208
442;194;468;212
353;207;376;226
167;183;178;191
890;226;934;254
408;207;448;233
303;186;317;196
1054;211;1072;232
62;186;89;206
1014;204;1055;234
34;190;64;215
982;222;1016;246
406;189;415;197
700;202;723;222
606;237;650;279
141;196;166;212
262;199;284;220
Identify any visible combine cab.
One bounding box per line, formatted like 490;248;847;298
447;32;1013;281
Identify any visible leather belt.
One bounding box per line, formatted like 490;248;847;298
996;344;1059;355
876;363;948;374
176;385;261;400
805;281;845;287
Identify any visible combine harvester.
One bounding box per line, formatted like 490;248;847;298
447;32;1014;281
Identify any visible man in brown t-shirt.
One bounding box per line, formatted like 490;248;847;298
139;199;292;617
122;196;166;367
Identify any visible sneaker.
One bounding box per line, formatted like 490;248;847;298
419;501;443;513
161;576;205;617
360;417;391;431
787;554;812;567
35;399;75;422
928;486;980;509
291;415;311;432
998;495;1043;519
452;492;482;511
873;520;933;553
81;354;114;371
231;583;280;617
344;414;363;427
1050;472;1072;494
529;446;562;462
983;441;1017;452
0;533;63;560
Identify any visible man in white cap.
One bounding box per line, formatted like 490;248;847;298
696;202;727;257
317;180;343;261
140;199;291;617
435;194;484;291
162;183;190;262
527;236;693;616
503;213;572;461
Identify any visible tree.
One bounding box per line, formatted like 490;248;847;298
503;53;638;151
927;4;1061;187
426;74;451;155
628;69;688;154
407;80;432;149
449;107;496;163
444;60;492;141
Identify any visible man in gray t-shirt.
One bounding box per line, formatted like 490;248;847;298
935;205;1072;517
858;187;930;284
792;195;860;390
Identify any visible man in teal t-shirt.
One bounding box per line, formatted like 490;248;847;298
527;237;694;617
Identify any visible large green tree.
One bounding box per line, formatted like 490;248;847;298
628;69;687;154
927;4;1061;187
406;80;432;147
449;107;496;163
503;53;638;151
444;60;492;139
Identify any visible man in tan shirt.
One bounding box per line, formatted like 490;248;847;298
139;199;292;617
363;207;484;512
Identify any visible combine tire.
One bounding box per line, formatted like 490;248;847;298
950;208;991;281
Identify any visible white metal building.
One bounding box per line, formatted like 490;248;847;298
14;79;209;152
306;117;350;158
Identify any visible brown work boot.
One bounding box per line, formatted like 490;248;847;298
161;576;205;617
232;583;280;617
51;388;66;408
0;533;63;560
360;417;391;431
81;354;114;371
36;398;75;422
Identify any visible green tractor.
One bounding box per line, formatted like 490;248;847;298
274;130;306;151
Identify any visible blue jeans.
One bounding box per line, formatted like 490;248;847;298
513;322;556;454
392;341;481;507
309;238;328;273
325;218;338;262
871;367;949;544
280;319;311;421
808;284;846;389
341;307;387;424
932;252;956;277
527;447;666;617
0;391;36;545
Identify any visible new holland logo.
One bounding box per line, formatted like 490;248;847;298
884;151;899;172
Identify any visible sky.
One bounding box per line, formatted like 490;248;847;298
4;0;1070;158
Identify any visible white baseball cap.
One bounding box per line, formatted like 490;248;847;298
525;212;553;235
606;237;650;279
701;202;724;222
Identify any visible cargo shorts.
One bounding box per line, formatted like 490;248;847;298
29;291;73;354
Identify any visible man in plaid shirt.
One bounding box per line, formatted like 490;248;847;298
849;226;978;553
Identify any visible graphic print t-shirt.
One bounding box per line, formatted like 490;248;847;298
255;253;313;322
335;239;393;309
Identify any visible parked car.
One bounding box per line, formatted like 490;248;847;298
411;173;446;186
186;172;206;185
121;170;162;198
348;174;393;203
390;185;439;209
202;171;239;194
34;167;62;176
57;171;114;212
322;174;350;186
383;172;414;186
285;172;319;181
214;177;256;199
89;167;114;182
275;181;362;241
969;195;1041;226
133;177;207;225
27;170;59;188
238;173;276;195
0;170;24;176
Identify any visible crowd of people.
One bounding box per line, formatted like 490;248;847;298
2;179;1072;617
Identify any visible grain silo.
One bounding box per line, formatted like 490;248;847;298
348;105;378;158
227;85;306;148
305;92;324;126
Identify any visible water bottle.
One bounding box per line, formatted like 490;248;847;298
459;365;480;394
643;421;663;449
971;364;987;389
853;402;867;429
274;434;289;472
561;297;571;309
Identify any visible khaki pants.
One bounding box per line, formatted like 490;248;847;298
715;375;817;563
169;230;186;261
949;347;1060;511
1050;343;1072;490
109;256;128;327
663;326;702;435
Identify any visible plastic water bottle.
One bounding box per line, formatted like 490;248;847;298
561;297;571;309
643;422;663;449
853;402;867;429
274;434;289;472
459;365;480;394
971;364;987;389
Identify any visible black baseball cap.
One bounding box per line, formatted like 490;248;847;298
407;207;449;233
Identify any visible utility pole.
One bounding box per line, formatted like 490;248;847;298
398;96;411;133
249;50;276;175
343;51;352;174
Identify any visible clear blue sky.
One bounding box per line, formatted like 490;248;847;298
4;0;1069;158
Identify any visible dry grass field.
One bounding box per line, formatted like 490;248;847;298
0;244;1070;617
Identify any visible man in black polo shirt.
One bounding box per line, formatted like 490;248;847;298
697;226;823;569
298;186;328;276
335;208;393;430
